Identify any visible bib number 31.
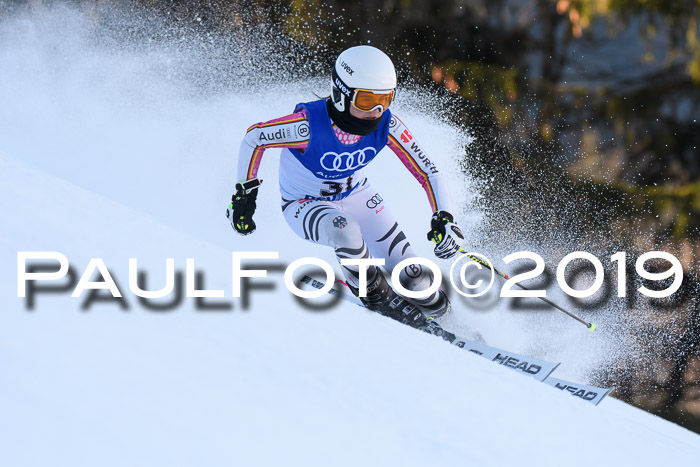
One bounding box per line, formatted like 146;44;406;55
320;177;353;197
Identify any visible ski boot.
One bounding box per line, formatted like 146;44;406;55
396;267;451;319
347;269;393;312
414;289;451;319
348;272;455;342
384;295;456;342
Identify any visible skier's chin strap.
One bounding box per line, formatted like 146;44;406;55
326;99;382;136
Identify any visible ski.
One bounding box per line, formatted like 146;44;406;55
543;377;614;406
450;337;558;383
299;274;613;406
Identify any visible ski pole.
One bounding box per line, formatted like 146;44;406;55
458;249;596;331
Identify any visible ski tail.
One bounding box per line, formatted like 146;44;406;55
543;377;615;406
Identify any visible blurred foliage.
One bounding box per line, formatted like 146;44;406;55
568;0;700;82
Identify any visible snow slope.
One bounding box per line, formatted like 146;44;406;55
1;5;700;466
2;149;699;466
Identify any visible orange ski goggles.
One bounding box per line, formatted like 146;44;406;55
351;88;395;112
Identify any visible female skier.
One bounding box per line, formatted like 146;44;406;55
227;45;465;332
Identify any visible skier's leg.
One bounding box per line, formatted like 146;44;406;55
339;183;450;318
282;197;390;308
283;195;449;336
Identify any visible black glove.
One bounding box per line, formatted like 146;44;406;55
227;178;261;235
426;211;464;259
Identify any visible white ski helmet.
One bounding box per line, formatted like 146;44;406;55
331;45;397;113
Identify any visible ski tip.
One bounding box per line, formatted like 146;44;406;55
588;322;597;332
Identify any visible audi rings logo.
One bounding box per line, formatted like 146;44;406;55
297;123;310;138
320;147;376;172
366;193;383;209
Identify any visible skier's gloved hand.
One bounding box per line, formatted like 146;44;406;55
427;211;464;259
227;178;262;236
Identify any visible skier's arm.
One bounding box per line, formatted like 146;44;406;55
386;115;454;214
387;115;463;259
229;111;310;235
236;111;310;182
